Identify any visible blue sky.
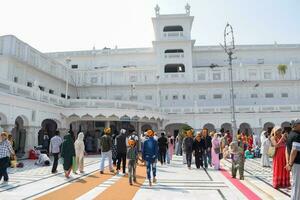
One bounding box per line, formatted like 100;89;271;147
1;0;299;52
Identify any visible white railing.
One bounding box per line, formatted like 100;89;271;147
67;99;160;112
0;79;66;106
0;79;161;112
162;104;300;114
164;53;184;59
163;31;184;38
1;35;76;84
164;73;185;80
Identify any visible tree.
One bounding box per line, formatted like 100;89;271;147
278;64;287;76
178;124;193;140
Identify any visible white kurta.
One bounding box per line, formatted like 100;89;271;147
261;136;271;167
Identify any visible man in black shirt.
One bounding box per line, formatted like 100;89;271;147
158;132;168;165
202;128;212;168
286;119;300;200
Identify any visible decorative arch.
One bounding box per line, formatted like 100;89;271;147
164;64;185;73
39;119;58;144
239;123;252;135
203;123;215;133
12;116;28;157
263;122;275;132
221;123;232;133
165;123;190;138
131;115;140;121
120;115;130;121
81;114;93;120
281;121;291;131
108;114;119;121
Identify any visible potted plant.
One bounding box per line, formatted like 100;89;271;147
277;64;287;76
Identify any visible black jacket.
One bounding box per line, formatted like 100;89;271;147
158;136;168;151
116;134;127;154
203;136;212;149
193;139;205;155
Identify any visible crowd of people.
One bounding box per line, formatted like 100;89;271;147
1;119;300;199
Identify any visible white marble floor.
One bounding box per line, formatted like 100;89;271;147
0;155;290;200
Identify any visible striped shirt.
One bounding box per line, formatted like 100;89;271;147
0;139;14;159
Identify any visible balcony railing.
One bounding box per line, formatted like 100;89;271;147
0;79;161;113
163;31;184;38
162;104;300;114
0;79;66;106
164;53;184;59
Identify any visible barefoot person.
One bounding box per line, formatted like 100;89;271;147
142;129;158;186
286;119;300;200
183;129;194;169
100;128;115;174
74;132;85;174
0;132;15;184
61;133;75;178
127;139;138;185
49;131;62;174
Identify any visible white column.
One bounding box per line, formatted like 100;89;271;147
105;121;111;128
25;126;41;157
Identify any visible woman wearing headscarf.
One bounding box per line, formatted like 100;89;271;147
211;133;221;170
270;126;290;189
61;134;75;178
75;132;85;174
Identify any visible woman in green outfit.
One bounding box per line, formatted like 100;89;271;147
61;134;75;178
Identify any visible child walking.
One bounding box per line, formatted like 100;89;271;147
127;139;138;185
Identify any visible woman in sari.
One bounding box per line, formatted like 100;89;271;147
270;126;290;189
61;134;75;178
211;133;221;170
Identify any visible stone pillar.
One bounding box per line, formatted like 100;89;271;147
105;121;110;128
137;122;142;151
25;126;41;158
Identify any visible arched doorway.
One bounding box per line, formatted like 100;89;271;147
11;116;27;157
239;123;252;135
281;121;292;133
141;124;152;132
263;122;274;133
221;123;232;133
203;123;215;133
165;123;189;138
38;119;58;146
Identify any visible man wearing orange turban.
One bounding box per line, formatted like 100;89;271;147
142;129;158;186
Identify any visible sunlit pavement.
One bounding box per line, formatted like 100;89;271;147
0;155;290;200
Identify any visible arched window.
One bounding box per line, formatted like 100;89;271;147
164;49;184;53
164;64;185;73
163;26;183;32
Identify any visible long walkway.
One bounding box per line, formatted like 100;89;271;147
0;155;290;200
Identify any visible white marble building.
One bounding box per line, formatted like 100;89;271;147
0;4;299;155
